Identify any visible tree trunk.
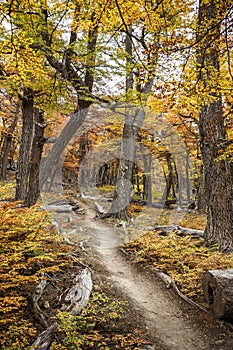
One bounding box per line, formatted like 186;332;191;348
107;118;141;220
40;8;98;188
106;27;135;220
197;0;233;251
0;115;18;180
196;164;206;210
202;269;233;320
106;21;157;219
161;152;176;205
40;108;89;189
24;109;47;207
140;147;153;207
15;88;34;200
199;103;233;250
185;151;191;204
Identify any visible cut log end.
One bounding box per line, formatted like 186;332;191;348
202;269;233;321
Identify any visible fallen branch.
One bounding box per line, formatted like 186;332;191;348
30;323;57;350
154;225;204;237
94;201;106;214
153;268;209;314
32;275;48;328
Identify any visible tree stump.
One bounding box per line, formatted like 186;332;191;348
202;269;233;320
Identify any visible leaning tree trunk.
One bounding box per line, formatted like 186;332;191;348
0;115;18;180
197;0;233;251
24;109;47;207
15;88;34;200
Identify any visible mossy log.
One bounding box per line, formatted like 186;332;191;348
202;269;233;320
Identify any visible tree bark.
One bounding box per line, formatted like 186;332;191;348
185;151;191;204
140;148;153;207
15;88;34;200
39;108;88;189
106;26;136;220
196;164;206;210
0;115;18;180
24;109;46;207
107;116;142;220
202;269;233;320
197;0;233;251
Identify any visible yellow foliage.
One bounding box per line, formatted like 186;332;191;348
0;201;75;349
0;197;149;349
125;230;233;305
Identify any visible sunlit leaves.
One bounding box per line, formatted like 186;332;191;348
0;200;73;349
52;292;148;349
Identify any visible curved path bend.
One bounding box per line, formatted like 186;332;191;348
71;202;230;350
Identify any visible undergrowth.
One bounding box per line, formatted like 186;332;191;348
0;201;73;349
52;291;148;350
0;196;149;349
124;230;233;305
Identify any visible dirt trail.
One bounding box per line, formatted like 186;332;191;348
71;201;229;350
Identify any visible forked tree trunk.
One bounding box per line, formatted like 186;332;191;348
106;26;135;220
107;24;157;220
197;0;233;251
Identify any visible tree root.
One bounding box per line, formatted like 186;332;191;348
153;268;209;314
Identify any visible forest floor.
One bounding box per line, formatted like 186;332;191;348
67;198;233;350
1;180;233;349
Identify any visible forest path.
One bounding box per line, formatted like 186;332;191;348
70;200;229;350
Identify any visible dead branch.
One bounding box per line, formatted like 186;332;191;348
154;225;204;237
32;275;48;328
153;268;208;314
30;323;57;350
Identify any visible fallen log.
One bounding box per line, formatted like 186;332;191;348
61;268;93;315
202;269;233;320
154;225;204;237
